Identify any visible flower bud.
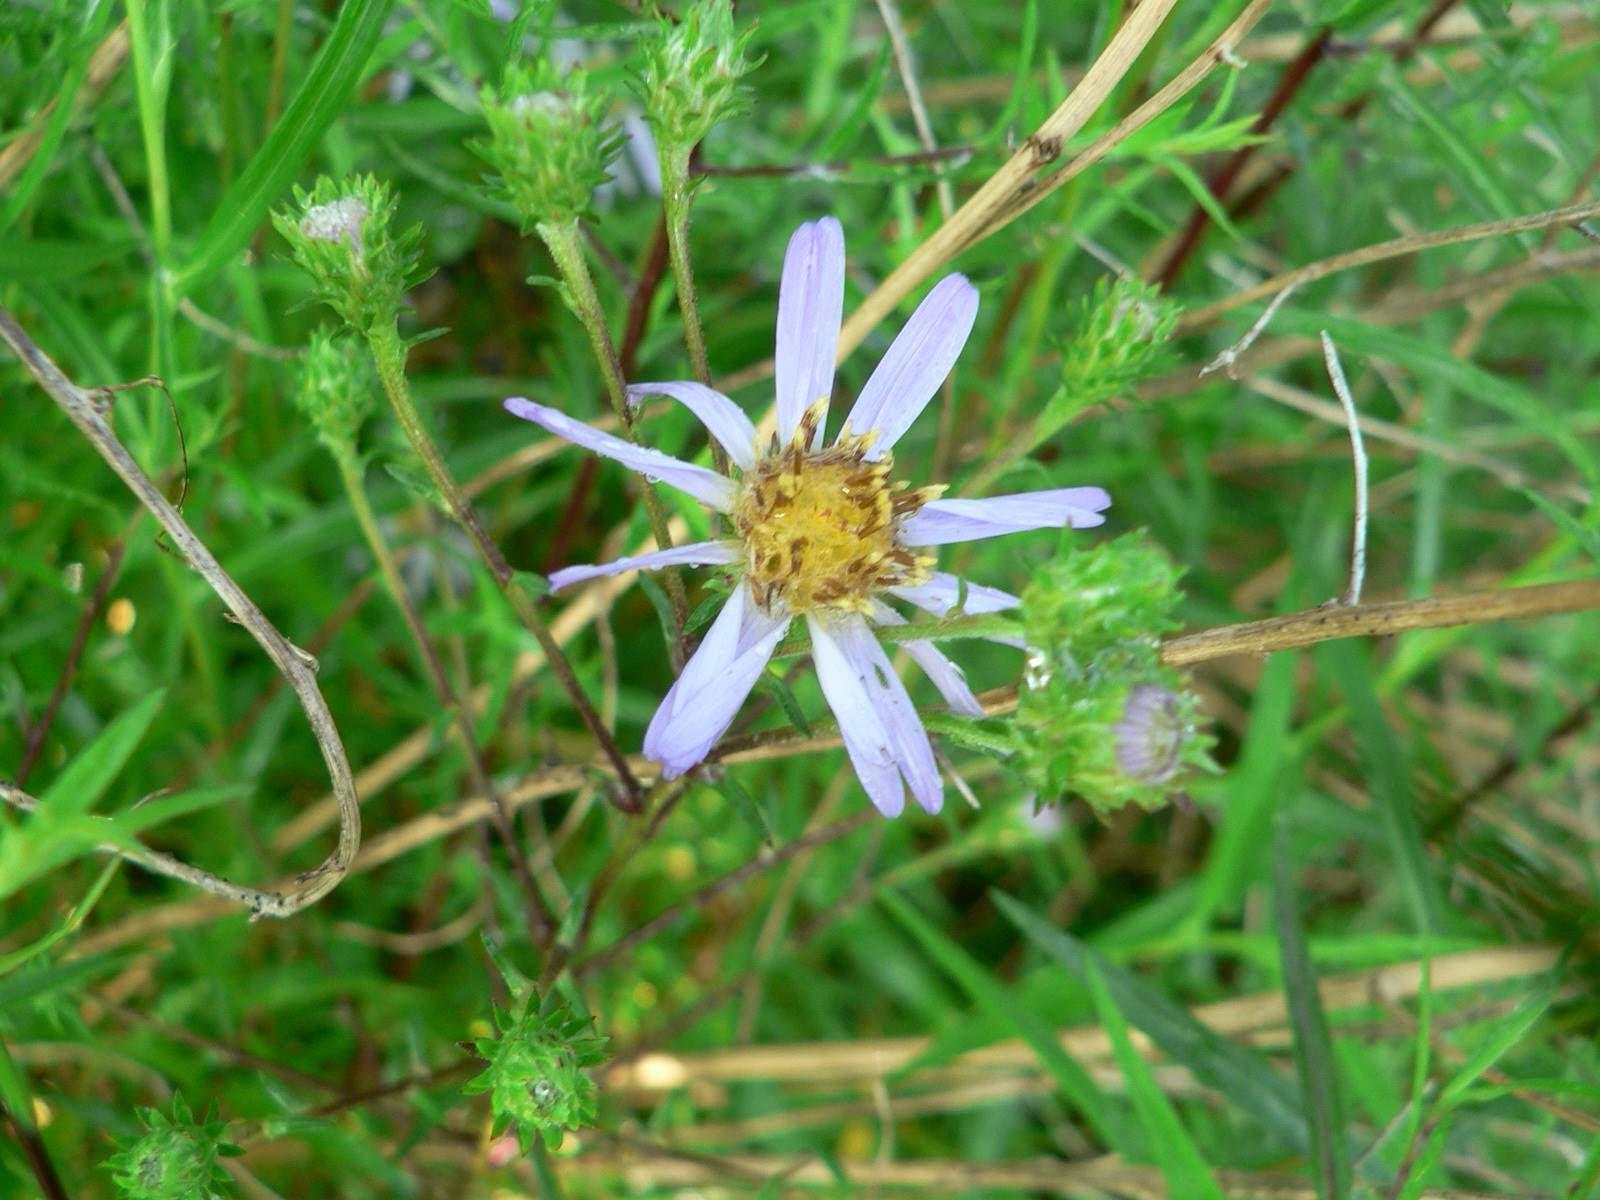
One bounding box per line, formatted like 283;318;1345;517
464;944;609;1152
294;330;375;459
638;0;759;157
478;62;624;230
1007;533;1212;815
104;1095;239;1200
273;175;422;331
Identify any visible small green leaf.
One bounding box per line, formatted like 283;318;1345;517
711;775;775;847
512;570;552;602
112;785;248;839
39;690;167;818
635;572;679;654
1435;981;1556;1111
755;671;811;736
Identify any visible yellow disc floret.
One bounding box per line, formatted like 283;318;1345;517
734;401;940;614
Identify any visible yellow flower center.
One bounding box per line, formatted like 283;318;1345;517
733;403;939;614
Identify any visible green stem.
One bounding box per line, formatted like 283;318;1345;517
124;0;172;259
333;448;556;940
537;219;690;642
363;320;643;807
658;147;732;477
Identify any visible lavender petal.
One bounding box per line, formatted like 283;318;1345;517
808;612;943;815
505;397;738;512
627;382;759;471
642;582;789;777
898;487;1111;546
890;572;1020;617
843;274;978;456
870;601;984;717
548;541;741;592
774;218;845;447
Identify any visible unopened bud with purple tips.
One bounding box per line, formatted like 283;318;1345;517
1113;684;1188;785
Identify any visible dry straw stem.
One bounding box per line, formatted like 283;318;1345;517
564;1143;1525;1199
1158;577;1600;667
0;779;301;913
0;304;360;918
1240;371;1591;506
0;20;131;191
1178;199;1600;332
608;942;1557;1091
835;0;1275;360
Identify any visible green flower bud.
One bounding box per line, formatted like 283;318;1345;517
478;62;624;230
272;175;423;331
1008;532;1213;815
294;330;375;459
638;0;759;155
104;1096;238;1200
464;943;609;1152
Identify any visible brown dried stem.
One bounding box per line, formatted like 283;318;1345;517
1158;577;1600;667
1178;199;1600;332
0;304;359;917
836;0;1274;359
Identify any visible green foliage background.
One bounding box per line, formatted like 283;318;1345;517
2;0;1598;1196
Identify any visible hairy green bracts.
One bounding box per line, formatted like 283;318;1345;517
478;62;625;231
1010;532;1213;815
273;175;424;333
104;1096;239;1200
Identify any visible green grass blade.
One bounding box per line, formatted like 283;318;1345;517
1084;959;1225;1200
1321;641;1441;934
170;0;395;295
1190;650;1297;932
38;690;167;818
1273;820;1352;1200
0;860;120;977
0;5;115;237
879;889;1130;1151
1435;981;1556;1111
992;889;1310;1153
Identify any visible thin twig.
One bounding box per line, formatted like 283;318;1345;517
1178;199;1600;332
1159;578;1600;667
0;1104;69;1200
0;21;130;191
1150;27;1333;289
366;321;644;806
66;566;1600;957
89;141;298;361
873;0;954;220
835;0;1275;360
573;811;874;979
1320;331;1368;606
0;779;309;913
1199;284;1296;379
0;305;360;917
695;144;976;179
1239;372;1589;506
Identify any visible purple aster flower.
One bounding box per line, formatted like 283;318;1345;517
505;217;1110;817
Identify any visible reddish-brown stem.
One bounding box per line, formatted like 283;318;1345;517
1151;27;1334;290
16;535;130;785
